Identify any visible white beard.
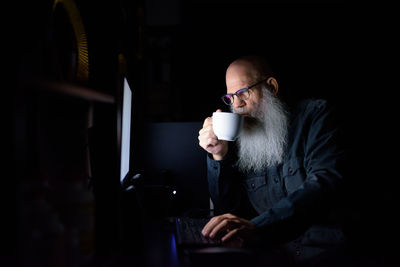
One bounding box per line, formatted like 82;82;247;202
231;86;289;173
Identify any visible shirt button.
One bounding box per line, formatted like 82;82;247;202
251;183;255;188
274;177;279;183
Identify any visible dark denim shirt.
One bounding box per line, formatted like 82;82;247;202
207;99;346;258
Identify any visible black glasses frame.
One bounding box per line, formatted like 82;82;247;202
221;78;268;105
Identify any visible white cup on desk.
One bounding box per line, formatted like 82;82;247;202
212;112;243;141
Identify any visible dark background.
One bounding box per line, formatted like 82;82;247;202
14;0;368;121
10;0;398;266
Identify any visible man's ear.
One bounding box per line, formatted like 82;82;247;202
267;77;279;96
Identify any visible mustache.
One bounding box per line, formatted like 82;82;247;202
231;106;262;127
231;104;263;120
231;106;251;116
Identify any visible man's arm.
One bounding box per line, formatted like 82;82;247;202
207;148;256;218
199;110;256;218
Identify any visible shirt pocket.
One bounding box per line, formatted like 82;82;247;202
282;156;306;195
243;176;269;214
244;176;266;192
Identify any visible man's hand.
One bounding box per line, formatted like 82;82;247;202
198;109;228;160
201;213;259;246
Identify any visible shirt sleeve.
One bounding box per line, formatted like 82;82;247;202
207;148;256;219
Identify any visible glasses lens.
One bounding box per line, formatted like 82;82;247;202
222;95;233;105
236;89;250;100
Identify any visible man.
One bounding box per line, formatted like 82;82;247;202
198;56;347;265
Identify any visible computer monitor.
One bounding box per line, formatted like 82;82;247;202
119;77;133;183
116;69;139;193
86;54;145;255
115;53;142;192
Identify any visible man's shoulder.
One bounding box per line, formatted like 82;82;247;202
296;98;329;111
292;98;334;118
288;98;335;127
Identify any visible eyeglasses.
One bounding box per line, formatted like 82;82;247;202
221;78;268;105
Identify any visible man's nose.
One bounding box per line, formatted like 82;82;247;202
233;96;245;109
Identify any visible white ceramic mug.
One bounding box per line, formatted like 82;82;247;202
212;112;243;141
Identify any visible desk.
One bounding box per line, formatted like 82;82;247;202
89;212;395;267
112;190;378;267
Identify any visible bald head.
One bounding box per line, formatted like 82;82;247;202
226;56;273;87
225;56;278;101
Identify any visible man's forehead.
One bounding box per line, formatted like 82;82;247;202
226;62;258;92
226;76;251;93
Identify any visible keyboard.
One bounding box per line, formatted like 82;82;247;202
175;217;222;247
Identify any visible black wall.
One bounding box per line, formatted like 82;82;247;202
12;1;398;266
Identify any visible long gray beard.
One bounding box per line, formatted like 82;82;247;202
232;87;289;173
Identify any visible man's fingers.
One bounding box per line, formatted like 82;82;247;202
202;217;218;236
202;215;225;237
202;214;255;246
198;132;218;146
207;137;219;146
199;123;218;147
209;219;230;238
202;214;236;238
221;227;241;242
199;126;212;135
202;117;213;128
